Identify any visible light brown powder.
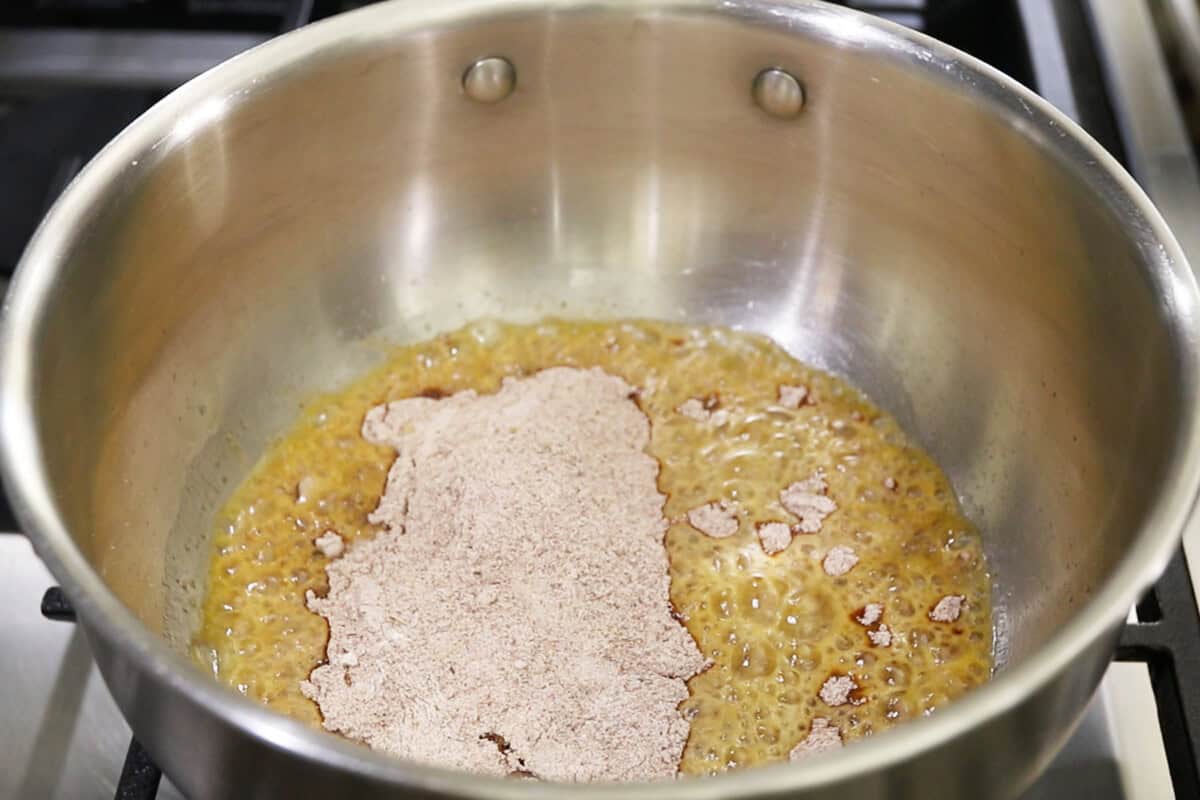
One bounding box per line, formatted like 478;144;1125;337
788;718;842;760
302;367;705;782
677;398;709;421
756;521;793;555
867;625;893;647
677;397;730;427
687;501;739;538
930;594;966;623
819;674;858;707
780;475;837;533
856;603;883;626
313;530;344;558
779;384;809;409
822;545;859;577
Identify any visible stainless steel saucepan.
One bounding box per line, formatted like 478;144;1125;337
3;1;1200;798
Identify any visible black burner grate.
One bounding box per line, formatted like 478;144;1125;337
114;741;163;800
1116;549;1200;796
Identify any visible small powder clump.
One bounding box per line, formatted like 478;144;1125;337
313;530;344;558
756;521;793;555
868;625;893;647
819;674;858;707
780;475;837;533
302;367;705;782
856;603;883;626
677;398;709;421
789;718;842;760
930;595;966;623
822;545;859;577
688;501;739;539
779;384;809;409
677;397;730;427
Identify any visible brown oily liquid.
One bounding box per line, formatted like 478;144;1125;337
193;318;993;775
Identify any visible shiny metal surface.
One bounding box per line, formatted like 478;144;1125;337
1086;0;1200;597
462;56;517;103
3;1;1200;798
752;67;805;118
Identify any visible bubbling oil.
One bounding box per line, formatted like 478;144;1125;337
193;319;993;775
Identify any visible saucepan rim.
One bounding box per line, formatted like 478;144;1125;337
3;0;1199;796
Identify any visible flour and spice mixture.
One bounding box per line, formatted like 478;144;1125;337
193;319;993;780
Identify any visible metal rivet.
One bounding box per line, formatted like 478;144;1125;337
752;67;805;119
463;56;516;104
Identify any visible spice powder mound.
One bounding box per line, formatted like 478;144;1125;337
301;367;706;782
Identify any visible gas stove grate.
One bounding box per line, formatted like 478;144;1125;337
114;741;163;800
1116;549;1200;795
